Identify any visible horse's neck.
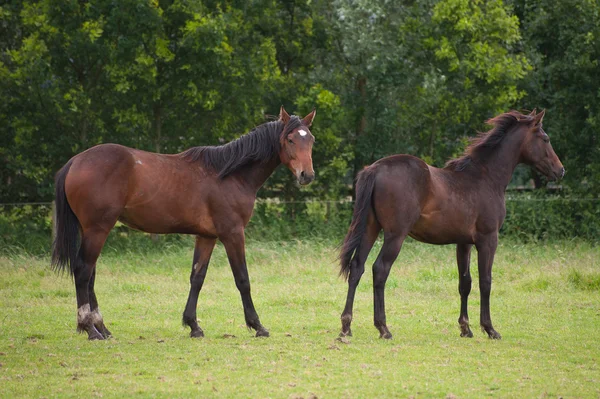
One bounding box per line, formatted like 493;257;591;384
478;129;525;191
234;155;281;192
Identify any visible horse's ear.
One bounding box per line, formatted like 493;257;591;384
529;108;537;116
534;109;545;125
279;106;291;124
302;108;316;127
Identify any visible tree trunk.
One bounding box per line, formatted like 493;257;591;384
80;116;88;149
352;75;367;201
153;104;162;154
429;129;435;160
151;104;162;243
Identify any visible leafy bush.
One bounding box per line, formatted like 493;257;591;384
1;193;598;256
0;204;53;256
246;200;353;241
503;192;600;241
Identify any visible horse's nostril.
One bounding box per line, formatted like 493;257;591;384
300;171;305;178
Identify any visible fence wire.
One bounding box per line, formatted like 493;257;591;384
1;197;599;208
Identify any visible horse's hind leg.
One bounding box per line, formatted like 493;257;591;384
372;232;405;339
182;236;217;338
456;244;474;337
75;228;110;340
340;214;380;337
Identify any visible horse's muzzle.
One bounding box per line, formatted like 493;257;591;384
298;171;315;185
551;166;566;181
539;165;565;182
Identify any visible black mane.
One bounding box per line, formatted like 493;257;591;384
445;111;534;171
181;116;304;178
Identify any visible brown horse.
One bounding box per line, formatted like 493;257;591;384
52;107;316;340
339;109;564;339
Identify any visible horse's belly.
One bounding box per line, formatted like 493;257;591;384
119;205;216;236
409;212;475;245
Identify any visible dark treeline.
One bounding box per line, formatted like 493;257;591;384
1;0;599;204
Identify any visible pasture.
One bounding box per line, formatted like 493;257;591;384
1;239;598;398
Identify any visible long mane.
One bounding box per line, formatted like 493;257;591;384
445;110;534;171
181;116;304;178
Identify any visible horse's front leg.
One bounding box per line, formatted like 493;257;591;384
475;234;501;339
221;229;269;337
456;243;473;338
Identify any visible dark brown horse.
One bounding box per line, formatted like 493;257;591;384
52;107;316;340
339;109;564;339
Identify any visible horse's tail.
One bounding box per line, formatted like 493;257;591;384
51;159;81;277
339;165;378;280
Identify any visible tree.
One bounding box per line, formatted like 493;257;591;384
511;0;600;193
0;0;282;202
308;0;530;197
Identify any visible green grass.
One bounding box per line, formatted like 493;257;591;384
1;238;599;398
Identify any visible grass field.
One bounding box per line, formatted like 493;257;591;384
1;238;599;398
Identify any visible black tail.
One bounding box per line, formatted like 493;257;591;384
51;159;81;276
339;165;378;280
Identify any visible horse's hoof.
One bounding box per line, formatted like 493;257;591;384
99;326;112;339
190;329;204;338
87;326;105;341
460;329;474;338
482;326;502;339
379;332;393;339
255;329;270;337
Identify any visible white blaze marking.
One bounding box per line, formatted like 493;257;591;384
136;160;143;165
298;129;307;137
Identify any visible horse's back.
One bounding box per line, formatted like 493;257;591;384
368;154;484;244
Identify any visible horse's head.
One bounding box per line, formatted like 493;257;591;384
520;109;565;181
278;106;316;186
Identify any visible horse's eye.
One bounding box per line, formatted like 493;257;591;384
288;139;294;144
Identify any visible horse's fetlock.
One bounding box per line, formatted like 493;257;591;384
182;314;197;327
77;304;92;325
341;314;352;325
373;318;387;329
90;309;103;325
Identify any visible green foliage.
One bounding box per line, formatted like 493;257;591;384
0;205;52;255
502;192;600;241
247;200;353;240
511;0;600;193
0;0;598;240
2;194;597;258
